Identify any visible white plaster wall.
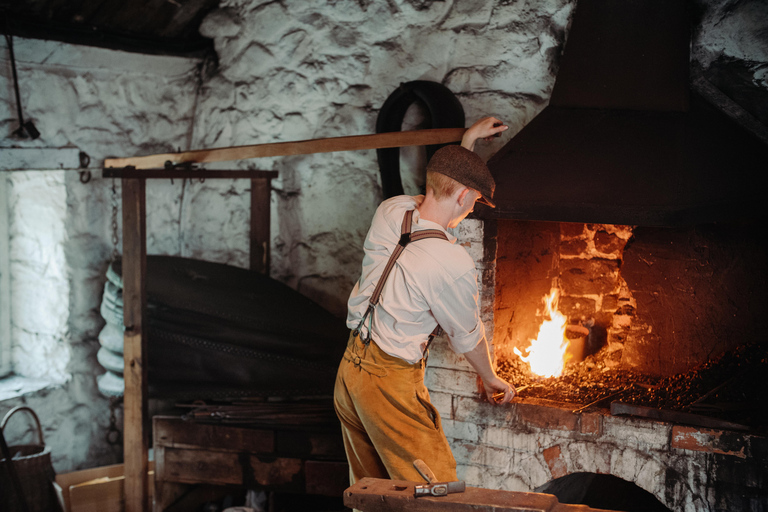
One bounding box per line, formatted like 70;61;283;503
0;37;201;471
191;0;574;316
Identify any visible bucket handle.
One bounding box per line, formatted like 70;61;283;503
1;406;45;447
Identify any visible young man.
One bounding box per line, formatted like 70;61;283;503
334;117;515;485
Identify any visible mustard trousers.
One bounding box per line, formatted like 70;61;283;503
333;331;457;484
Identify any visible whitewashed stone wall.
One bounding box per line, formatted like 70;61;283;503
191;0;575;316
0;38;201;471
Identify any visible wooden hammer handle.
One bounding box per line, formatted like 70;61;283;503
413;459;437;484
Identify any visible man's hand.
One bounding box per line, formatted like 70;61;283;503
482;375;515;405
461;116;509;151
463;337;515;405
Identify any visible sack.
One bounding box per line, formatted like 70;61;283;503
0;406;61;512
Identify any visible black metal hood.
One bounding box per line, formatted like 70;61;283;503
483;0;768;226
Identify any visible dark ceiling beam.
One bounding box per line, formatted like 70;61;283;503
1;13;215;57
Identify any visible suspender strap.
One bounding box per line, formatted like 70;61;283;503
354;209;448;344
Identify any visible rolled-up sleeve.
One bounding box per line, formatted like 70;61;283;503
429;268;485;354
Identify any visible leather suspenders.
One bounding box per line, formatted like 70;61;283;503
353;209;448;350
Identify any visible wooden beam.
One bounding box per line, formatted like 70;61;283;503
102;169;279;180
250;177;272;274
103;128;467;169
122;178;149;512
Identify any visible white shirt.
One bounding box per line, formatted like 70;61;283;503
346;195;485;363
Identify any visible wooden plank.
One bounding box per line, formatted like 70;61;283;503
153;416;275;453
343;478;614;512
103;128;467;169
153;440;188;512
101;169;279;180
162;447;303;488
610;402;750;431
122;178;149;512
56;463;156;512
250;177;272;274
57;463;126;512
68;470;155;512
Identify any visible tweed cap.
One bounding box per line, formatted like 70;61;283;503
426;145;496;208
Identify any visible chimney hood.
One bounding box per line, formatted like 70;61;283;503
483;0;768;226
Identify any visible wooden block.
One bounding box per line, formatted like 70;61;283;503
57;463;155;512
68;470;154;512
153;416;274;453
162;447;303;489
343;478;617;512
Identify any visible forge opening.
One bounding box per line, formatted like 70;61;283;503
490;219;768;430
535;473;672;512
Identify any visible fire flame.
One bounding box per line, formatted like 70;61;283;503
514;289;569;378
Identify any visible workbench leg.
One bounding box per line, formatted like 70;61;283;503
250;177;272;274
123;177;149;512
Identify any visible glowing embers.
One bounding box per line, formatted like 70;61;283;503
514;289;572;378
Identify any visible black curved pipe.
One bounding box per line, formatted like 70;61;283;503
376;81;465;198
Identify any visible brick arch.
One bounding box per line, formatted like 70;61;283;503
531;441;702;512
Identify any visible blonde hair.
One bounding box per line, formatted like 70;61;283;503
426;170;463;200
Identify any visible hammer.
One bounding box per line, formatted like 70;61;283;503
412;459;466;497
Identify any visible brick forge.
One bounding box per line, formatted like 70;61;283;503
423;218;768;512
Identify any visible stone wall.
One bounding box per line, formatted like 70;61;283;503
0;38;201;471
192;0;574;316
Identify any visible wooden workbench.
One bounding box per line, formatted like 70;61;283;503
153;416;349;511
344;478;621;512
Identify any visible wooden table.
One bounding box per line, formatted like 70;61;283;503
153;416;349;511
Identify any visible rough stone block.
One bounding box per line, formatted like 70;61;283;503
560;258;620;295
425;367;478;397
579;412;602;436
517;402;579;432
454;396;517;426
481;426;550;454
563;441;611;475
595;230;627;255
429;390;454;419
542;444;567;478
603;416;670;449
443;419;480;442
560;239;588;255
558;295;597;319
671;426;751;459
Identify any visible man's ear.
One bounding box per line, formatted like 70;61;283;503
457;187;471;206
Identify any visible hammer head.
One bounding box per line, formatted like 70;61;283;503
414;480;466;497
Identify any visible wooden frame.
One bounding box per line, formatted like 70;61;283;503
105;127;466;512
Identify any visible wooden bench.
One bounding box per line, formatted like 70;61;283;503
152;415;349;511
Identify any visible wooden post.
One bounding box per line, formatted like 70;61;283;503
250;177;272;274
122;176;149;512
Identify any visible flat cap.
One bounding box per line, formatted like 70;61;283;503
426;145;496;208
